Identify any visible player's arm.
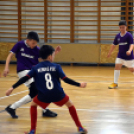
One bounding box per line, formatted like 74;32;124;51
128;44;134;52
107;34;118;58
3;42;20;77
62;77;87;88
38;46;61;62
6;67;35;96
126;34;134;56
107;44;116;58
55;46;61;54
3;52;14;77
126;44;134;56
57;65;86;88
6;75;30;96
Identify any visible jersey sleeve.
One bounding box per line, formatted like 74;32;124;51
10;42;20;54
27;67;36;78
128;33;134;45
113;35;118;45
57;65;66;79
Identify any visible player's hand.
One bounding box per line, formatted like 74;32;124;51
3;68;9;77
126;51;131;56
80;82;87;88
55;46;61;54
107;53;111;58
6;87;14;96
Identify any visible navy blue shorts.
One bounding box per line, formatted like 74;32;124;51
37;91;67;103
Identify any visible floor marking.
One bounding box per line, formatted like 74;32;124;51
0;90;28;100
0;105;134;115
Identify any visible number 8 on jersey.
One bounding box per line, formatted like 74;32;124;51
45;73;54;90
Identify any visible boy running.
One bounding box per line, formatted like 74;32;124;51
6;45;88;134
3;31;59;118
107;20;134;89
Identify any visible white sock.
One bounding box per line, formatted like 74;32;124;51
10;95;32;109
42;109;47;113
42;107;49;113
114;70;120;84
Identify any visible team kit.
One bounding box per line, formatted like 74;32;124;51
2;20;134;134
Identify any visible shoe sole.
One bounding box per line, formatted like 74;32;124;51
108;86;118;89
78;132;87;134
42;115;57;117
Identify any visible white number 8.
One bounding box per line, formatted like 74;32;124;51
45;73;53;90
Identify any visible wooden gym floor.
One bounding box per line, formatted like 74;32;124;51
0;64;134;134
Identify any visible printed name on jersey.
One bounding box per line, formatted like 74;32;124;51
38;67;56;72
21;53;34;58
20;48;24;52
119;42;128;45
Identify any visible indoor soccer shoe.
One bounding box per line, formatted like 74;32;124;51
5;105;18;118
108;83;118;89
42;109;58;117
24;129;35;134
78;127;88;134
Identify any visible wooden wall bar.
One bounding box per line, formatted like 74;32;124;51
0;0;18;42
0;0;134;43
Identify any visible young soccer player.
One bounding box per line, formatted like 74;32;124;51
6;45;88;134
3;31;60;118
107;20;134;89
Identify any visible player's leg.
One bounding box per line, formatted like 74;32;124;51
5;84;32;119
5;77;34;118
25;96;50;134
29;82;57;117
128;68;134;72
54;95;88;134
5;69;57;118
5;95;31;118
6;81;34;117
5;82;57;118
42;107;57;117
24;71;57;117
124;59;134;73
108;58;123;89
5;70;33;118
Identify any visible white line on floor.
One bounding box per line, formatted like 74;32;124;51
0;105;134;115
0;90;28;100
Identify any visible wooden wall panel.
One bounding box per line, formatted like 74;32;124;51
0;42;16;61
100;44;118;63
0;42;100;63
49;43;100;63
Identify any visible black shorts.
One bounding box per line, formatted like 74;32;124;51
29;82;38;98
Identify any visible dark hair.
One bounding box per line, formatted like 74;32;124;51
27;31;39;42
119;20;127;26
39;45;55;59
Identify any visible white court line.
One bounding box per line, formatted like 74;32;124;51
1;105;134;115
0;75;134;101
0;90;28;100
1;75;134;79
0;81;134;101
69;76;134;78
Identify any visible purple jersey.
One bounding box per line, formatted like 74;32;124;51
113;32;134;60
10;40;39;72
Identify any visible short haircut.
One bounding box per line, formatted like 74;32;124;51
39;45;55;59
119;20;127;26
27;31;39;42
